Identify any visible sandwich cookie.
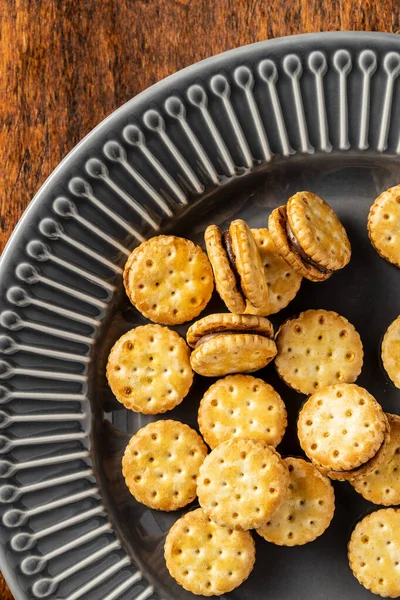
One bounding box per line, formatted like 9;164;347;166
187;313;277;377
205;220;268;313
269;192;351;281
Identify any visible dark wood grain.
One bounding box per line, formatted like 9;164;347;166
0;1;399;597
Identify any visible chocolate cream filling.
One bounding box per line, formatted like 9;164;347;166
285;221;332;275
222;230;246;298
195;329;271;348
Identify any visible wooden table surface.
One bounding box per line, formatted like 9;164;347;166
0;0;399;597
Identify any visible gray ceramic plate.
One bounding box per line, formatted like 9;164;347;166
1;31;400;600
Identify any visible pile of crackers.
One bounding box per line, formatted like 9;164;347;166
106;186;400;597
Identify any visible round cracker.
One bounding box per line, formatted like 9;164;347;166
275;309;363;395
257;457;335;546
287;191;351;271
245;229;302;316
164;508;255;596
198;375;287;449
205;224;246;314
316;419;390;481
368;184;400;268
229;219;269;308
298;384;387;471
186;313;274;348
348;508;400;598
382;316;400;388
122;420;207;511
268;206;330;282
197;438;289;530
190;333;277;377
123;235;214;325
106;325;193;414
352;414;400;505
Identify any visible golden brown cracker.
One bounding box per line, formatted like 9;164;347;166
123;235;214;325
186;313;274;348
268;206;331;282
298;384;387;471
287;191;351;271
204;224;246;314
197;438;289;530
275;309;363;395
198;375;287;449
190;333;277;377
352;414;400;505
348;508;400;598
122;420;207;511
245;228;302;316
164;508;255;596
229;219;269;308
257;457;335;546
382;316;400;388
107;325;193;414
368;184;400;268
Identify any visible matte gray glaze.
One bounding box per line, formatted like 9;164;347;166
0;32;400;600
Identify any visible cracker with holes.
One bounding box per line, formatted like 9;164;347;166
298;383;388;472
382;316;400;389
197;438;289;530
123;235;214;325
187;313;277;377
122;420;207;511
198;375;287;449
257;457;335;546
348;508;400;598
368;184;400;268
245;228;302;316
268;192;351;281
352;414;400;505
316;418;391;482
106;325;193;414
275;309;363;395
164;507;255;596
205;220;268;314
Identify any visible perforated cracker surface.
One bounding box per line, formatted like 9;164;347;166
198;375;287;449
382;316;400;389
257;458;335;546
122;420;207;511
123;235;214;325
275;309;363;395
197;438;289;530
107;325;193;414
348;508;400;598
164;508;255;596
298;384;387;471
368;184;400;268
352;414;400;505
